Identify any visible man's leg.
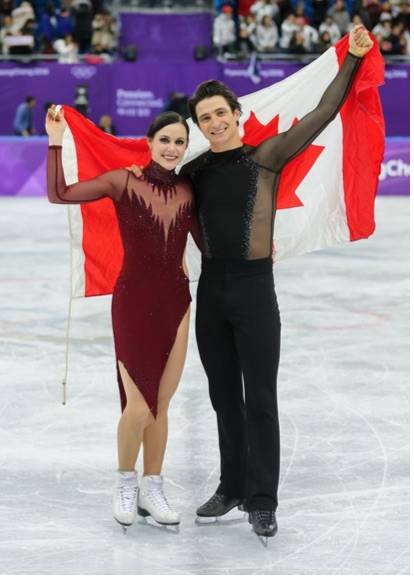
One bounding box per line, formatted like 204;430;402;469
195;272;247;499
230;270;281;512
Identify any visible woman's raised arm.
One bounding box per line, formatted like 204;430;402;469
46;106;126;204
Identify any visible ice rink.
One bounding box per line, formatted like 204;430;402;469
0;196;409;575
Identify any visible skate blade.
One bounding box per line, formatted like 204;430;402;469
138;507;180;529
257;535;268;548
139;517;180;533
195;502;245;525
195;515;219;525
195;514;246;527
113;517;133;533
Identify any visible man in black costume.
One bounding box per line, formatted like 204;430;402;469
181;25;373;538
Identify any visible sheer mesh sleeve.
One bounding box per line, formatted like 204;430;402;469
189;210;203;253
47;145;128;204
252;53;362;173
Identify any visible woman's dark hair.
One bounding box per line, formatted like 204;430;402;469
188;80;242;125
146;111;189;139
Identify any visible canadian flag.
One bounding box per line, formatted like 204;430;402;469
61;35;384;299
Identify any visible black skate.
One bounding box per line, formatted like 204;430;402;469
248;510;277;546
195;492;243;522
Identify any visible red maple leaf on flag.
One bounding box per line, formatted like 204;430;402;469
242;112;325;210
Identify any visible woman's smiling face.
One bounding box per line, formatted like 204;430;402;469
147;123;188;170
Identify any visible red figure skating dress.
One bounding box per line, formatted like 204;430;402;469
47;146;200;416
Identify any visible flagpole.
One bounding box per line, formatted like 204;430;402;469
62;205;75;405
62;293;72;406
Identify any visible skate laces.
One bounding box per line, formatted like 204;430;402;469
118;483;138;513
146;484;174;513
254;510;275;524
206;492;224;506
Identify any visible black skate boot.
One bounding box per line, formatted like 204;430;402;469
248;510;278;540
196;492;243;518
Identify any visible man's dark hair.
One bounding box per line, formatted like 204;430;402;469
25;96;36;104
188;80;241;125
146;111;189;139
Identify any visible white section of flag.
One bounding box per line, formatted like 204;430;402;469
183;47;349;260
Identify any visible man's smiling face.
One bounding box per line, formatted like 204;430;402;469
195;95;242;152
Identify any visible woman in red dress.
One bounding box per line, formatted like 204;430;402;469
46;106;200;529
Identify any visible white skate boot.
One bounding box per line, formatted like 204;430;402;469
138;475;180;526
113;470;139;531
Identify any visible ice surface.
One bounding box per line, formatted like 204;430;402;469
0;197;409;575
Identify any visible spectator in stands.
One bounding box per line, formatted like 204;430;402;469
312;0;328;27
53;33;79;62
393;0;409;30
328;0;350;36
56;8;74;38
402;23;410;55
373;30;383;49
289;29;307;52
364;0;382;28
213;5;236;55
256;13;278;51
4;7;36;55
372;13;392;38
91;11;117;55
13;96;36;137
296;16;318;50
276;0;293;22
293;2;311;25
39;2;59;52
315;29;333;52
279;13;299;50
214;0;236;13
239;12;257;53
99;114;117;135
21;14;36;36
71;0;93;53
0;14;13;54
386;21;405;54
0;0;13;17
250;0;279;24
378;19;408;55
30;0;60;19
319;15;341;43
400;29;409;55
379;0;392;16
348;14;364;33
10;1;34;34
353;0;373;29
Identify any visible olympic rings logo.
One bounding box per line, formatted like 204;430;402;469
70;66;97;80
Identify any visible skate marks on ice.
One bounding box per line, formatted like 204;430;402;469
0;197;410;574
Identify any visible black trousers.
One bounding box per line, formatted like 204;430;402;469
195;257;281;511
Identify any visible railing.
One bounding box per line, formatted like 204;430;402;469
0;53;116;63
0;52;409;64
221;52;410;64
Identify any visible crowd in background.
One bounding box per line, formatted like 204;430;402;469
0;0;118;61
0;0;409;61
213;0;410;56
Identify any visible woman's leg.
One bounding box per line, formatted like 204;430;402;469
143;307;190;475
117;360;151;471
